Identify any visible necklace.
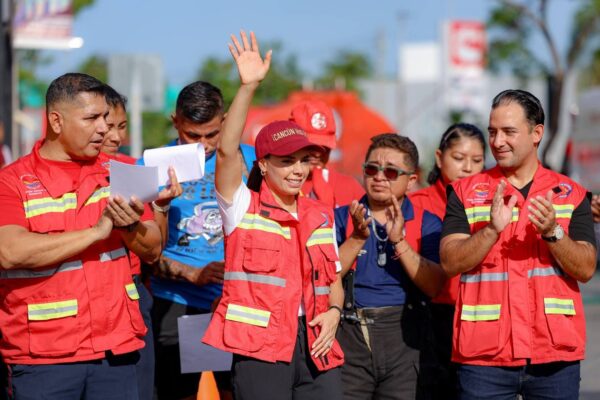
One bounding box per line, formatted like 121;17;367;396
370;216;388;267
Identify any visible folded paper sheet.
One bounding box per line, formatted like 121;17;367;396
143;143;205;186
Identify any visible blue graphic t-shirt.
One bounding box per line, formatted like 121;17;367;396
138;140;255;309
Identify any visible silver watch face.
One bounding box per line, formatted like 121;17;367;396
554;224;564;240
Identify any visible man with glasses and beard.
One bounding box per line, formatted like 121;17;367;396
334;133;446;399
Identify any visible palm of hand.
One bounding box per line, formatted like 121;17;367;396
237;52;268;84
491;202;513;232
385;213;404;240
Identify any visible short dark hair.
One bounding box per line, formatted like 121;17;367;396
427;123;486;185
365;133;419;172
491;89;545;127
46;73;106;108
105;85;128;111
175;81;224;124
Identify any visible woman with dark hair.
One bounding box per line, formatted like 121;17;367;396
409;122;485;399
203;31;344;400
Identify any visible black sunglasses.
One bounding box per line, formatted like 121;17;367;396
362;163;413;181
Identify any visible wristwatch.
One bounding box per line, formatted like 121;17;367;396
542;224;564;242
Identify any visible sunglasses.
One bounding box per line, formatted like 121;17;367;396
362;163;413;181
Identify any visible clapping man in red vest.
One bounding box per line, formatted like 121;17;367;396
440;89;597;400
0;73;163;399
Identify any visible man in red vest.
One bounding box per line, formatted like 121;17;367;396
0;73;163;399
440;89;597;400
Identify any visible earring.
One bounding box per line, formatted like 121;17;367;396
260;169;266;176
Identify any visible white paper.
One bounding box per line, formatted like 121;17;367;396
178;314;233;373
109;160;159;203
143;143;205;186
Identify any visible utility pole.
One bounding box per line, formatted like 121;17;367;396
0;0;13;150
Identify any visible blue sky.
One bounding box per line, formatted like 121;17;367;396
39;0;577;85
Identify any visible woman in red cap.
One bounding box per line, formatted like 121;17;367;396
203;31;344;400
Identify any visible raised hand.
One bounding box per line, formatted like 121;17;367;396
490;180;518;234
349;200;371;240
528;190;557;236
229;30;272;85
385;195;405;243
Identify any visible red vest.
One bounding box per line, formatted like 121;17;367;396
410;179;460;304
452;165;587;366
0;141;146;364
203;182;344;371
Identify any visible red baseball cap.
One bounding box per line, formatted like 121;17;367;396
289;100;337;149
254;120;323;160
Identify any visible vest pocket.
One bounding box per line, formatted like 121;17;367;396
543;297;579;351
242;241;280;273
223;302;270;352
457;304;502;358
27;298;79;356
124;283;147;336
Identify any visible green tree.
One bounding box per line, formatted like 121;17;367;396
487;0;600;164
196;42;302;106
315;51;373;93
77;54;108;82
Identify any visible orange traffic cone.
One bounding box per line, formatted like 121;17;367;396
197;371;220;400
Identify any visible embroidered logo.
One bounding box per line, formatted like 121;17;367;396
311;112;328;131
20;174;41;190
472;183;489;198
555;183;572;198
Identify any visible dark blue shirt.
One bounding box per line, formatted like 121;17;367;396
334;195;441;308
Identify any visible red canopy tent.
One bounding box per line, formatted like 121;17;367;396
243;90;394;178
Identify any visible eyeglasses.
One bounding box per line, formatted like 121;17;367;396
362;163;413;181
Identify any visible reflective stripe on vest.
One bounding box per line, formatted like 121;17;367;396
461;272;508;283
465;206;519;224
553;204;575;219
23;193;77;218
126;283;139;300
528;266;563;278
0;247;127;279
315;286;330;295
307;228;334;247
544;298;575;315
27;299;78;321
224;271;286;287
237;213;291;239
460;266;563;284
0;260;83;279
99;247;127;262
225;303;271;327
461;304;501;321
85;186;110;206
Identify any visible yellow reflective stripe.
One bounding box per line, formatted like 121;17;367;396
465;207;519;224
225;303;271;327
544;298;575;315
23;193;77;218
85;186;110;206
126;283;139;300
460;304;501;321
238;213;291;239
28;299;78;321
465;206;491;224
553;204;574;219
511;207;519;222
307;228;334;247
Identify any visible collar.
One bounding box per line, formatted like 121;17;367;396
31;140;109;198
